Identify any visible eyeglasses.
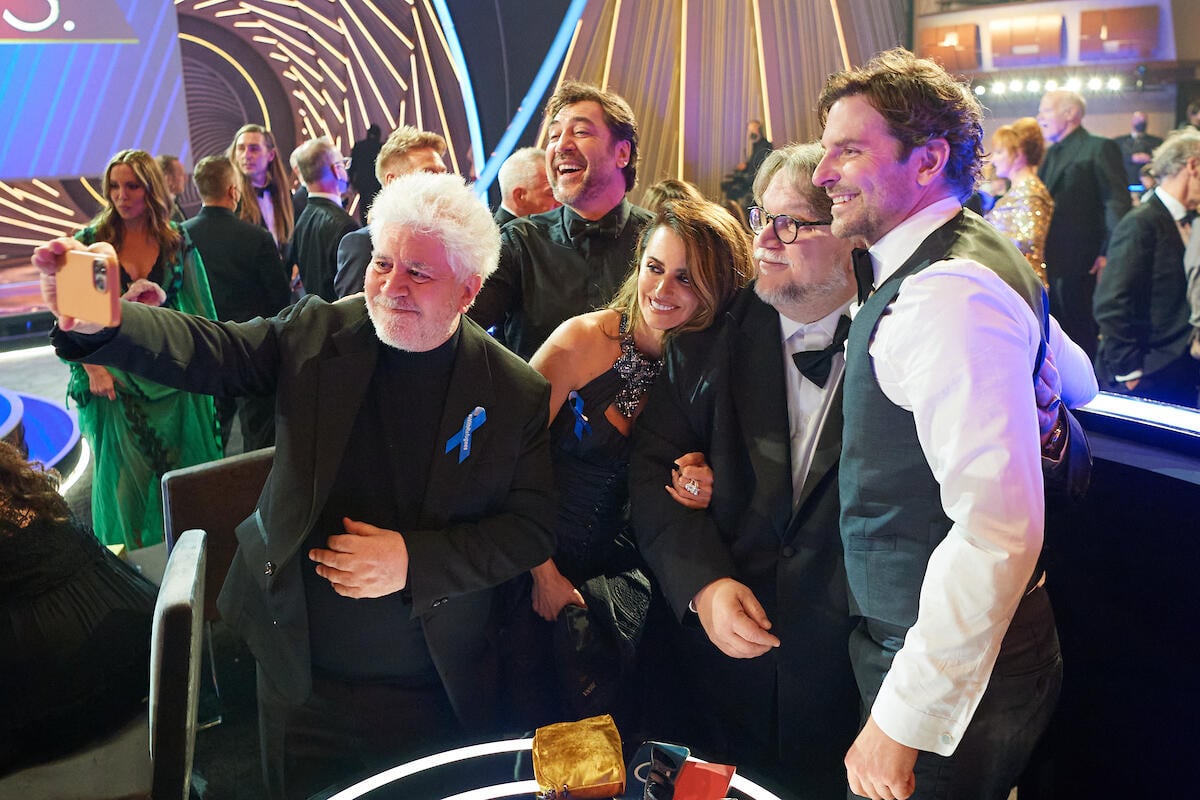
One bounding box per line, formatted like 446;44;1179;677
747;206;831;244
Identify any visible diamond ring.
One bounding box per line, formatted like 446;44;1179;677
684;478;700;496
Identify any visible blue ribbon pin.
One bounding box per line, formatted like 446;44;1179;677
445;406;487;463
568;390;591;440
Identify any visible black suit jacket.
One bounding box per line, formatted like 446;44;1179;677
290;197;359;302
54;299;556;729
493;207;517;227
184;206;291;322
1041;126;1130;276
629;288;857;792
334;226;372;298
1093;193;1191;383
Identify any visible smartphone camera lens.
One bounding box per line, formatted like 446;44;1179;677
92;259;107;292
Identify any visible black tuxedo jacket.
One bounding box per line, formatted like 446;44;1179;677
184;206;291;322
290;196;359;302
1040;126;1130;276
54;298;556;729
493;207;517;227
629;287;857;792
1093;193;1191;383
334;226;372;298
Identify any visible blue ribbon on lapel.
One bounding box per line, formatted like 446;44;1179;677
445;406;487;463
568;390;591;440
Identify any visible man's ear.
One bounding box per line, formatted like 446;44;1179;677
915;138;951;187
459;273;484;312
615;140;631;169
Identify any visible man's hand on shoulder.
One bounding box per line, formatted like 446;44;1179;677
309;517;410;598
692;577;779;658
845;715;919;800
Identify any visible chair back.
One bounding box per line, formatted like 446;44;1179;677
162;446;273;620
150;528;207;800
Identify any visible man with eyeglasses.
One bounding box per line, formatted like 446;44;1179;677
630;142;861;796
289;137;359;302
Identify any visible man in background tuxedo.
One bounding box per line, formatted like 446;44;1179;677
1113;110;1164;187
1038;89;1131;357
1094;129;1200;407
288;137;359;302
334;125;447;297
184;155;292;452
494;147;558;227
630;142;860;797
468;81;652;360
156;154;189;223
34;171;556;800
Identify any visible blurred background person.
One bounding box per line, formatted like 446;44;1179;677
504;198;753;731
720;119;773;212
155;153;189;223
0;441;156;776
1113;111;1164;188
987;117;1054;286
288;137;358;302
348;123;383;225
641;177;705;213
65;149;222;550
494;146;558;226
227;124;295;254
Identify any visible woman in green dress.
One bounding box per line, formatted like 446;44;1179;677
68;149;222;549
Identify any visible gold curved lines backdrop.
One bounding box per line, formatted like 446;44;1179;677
179;0;466;172
0;180;88;248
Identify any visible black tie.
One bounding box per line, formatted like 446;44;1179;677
852;248;874;305
792;314;851;388
1184;209;1198;225
566;209;622;245
254;184;270;199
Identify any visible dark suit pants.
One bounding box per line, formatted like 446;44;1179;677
850;586;1062;800
1049;271;1098;360
257;666;461;800
217;394;277;454
1112;354;1199;408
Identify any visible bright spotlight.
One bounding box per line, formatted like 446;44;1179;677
992;82;1006;95
1009;79;1023;92
974;84;987;96
1086;76;1103;91
1026;79;1041;93
1065;77;1082;91
1107;77;1122;91
1044;79;1058;91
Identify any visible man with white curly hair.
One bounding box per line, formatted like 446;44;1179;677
34;171;556;799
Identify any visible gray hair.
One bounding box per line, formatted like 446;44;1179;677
752;142;834;221
498;147;546;198
369;172;500;282
1151;129;1200;181
292;137;339;184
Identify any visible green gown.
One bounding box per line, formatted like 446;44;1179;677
66;225;223;550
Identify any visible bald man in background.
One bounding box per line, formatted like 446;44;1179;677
494;147;559;227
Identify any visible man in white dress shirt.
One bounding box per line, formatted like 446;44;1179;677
812;48;1097;799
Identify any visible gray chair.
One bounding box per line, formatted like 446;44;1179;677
0;529;207;800
162;446;274;705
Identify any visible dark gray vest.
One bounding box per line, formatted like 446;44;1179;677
840;209;1043;643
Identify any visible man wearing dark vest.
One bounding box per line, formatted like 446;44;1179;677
813;49;1097;799
34;172;556;800
630;142;861;796
468;81;652;360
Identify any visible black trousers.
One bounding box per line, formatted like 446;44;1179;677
256;667;461;800
217;394;277;455
850;585;1062;800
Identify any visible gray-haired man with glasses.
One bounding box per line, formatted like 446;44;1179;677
630;142;861;795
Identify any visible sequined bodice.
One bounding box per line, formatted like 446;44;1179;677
987;176;1054;286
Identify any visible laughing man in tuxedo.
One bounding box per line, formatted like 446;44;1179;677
35;171;555;800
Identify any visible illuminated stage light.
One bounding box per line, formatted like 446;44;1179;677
1107;77;1122;91
974;84;986;96
1087;76;1103;91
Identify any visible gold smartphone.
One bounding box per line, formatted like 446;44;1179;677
58;250;120;327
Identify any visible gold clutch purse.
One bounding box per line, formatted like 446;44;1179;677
532;714;626;799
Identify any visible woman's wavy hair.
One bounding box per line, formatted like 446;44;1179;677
610;198;754;347
87;149;181;256
818;47;984;200
0;441;69;528
992;117;1047;168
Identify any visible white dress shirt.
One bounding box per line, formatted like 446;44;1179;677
853;196;1096;755
779;304;849;508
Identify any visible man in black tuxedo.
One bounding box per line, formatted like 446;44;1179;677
468;81;652;360
1113;111;1164;187
334;126;447;297
1094;129;1200;407
184;155;292;452
289;137;359;302
630;142;860;797
34;171;556;800
1038;89;1131;357
494;147;558;227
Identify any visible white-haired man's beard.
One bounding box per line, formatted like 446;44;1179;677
365;293;459;352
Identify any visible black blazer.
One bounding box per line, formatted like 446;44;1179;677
55;299;556;729
1040;126;1131;277
183;206;291;322
1093;193;1191;383
334;226;372;298
289;197;359;302
629;288;857;791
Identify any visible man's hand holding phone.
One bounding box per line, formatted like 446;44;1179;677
32;238;121;333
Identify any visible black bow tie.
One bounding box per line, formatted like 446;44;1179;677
566;210;622;244
791;314;851;388
254;184;271;199
852;248;874;305
1184;209;1198;225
